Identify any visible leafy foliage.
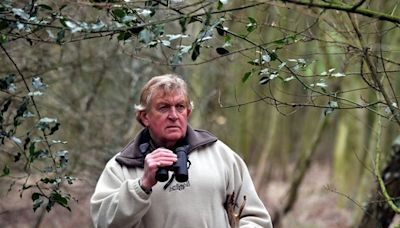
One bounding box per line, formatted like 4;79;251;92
0;71;73;212
1;0;400;220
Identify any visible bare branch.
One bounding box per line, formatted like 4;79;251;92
282;0;400;24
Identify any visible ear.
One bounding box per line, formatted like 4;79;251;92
187;108;192;118
138;111;149;127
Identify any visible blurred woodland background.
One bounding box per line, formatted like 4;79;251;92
1;0;400;227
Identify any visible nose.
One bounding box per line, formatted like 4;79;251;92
168;107;178;119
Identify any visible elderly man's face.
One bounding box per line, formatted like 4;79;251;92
140;90;191;148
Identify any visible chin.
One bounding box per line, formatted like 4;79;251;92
165;132;184;141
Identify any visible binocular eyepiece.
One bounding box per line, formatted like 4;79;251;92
155;145;189;182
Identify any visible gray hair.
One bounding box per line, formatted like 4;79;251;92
135;74;193;124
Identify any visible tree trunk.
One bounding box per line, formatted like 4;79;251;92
358;137;400;228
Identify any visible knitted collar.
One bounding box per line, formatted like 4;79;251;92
115;126;218;168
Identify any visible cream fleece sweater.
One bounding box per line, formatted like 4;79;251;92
90;139;272;228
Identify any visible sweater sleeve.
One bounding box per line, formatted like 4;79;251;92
227;151;273;228
90;157;151;228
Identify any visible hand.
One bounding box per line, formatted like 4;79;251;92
140;148;177;191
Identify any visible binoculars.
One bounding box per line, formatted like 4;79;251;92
155;145;189;182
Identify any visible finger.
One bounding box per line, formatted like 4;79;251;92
151;148;176;157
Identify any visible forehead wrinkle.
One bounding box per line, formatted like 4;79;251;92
152;91;187;105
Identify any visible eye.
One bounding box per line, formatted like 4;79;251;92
176;104;186;112
158;105;170;113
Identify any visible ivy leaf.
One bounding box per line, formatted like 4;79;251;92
50;191;71;211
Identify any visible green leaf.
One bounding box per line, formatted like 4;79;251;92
56;30;65;45
50;191;70;211
324;101;338;116
170;53;183;68
1;165;10;177
23;136;30;150
138;29;154;44
14;97;29;123
0;20;9;30
117;31;132;41
270;52;278;61
112;8;126;20
1;74;16;90
49;122;60;135
32;77;47;90
32;192;41;201
248;17;257;24
242;71;253;83
247;60;260;66
32;192;43;211
41;177;61;184
216;24;225;36
65;176;75;185
246;17;257;33
217;1;224;10
0;34;8;44
179;17;188;33
191;43;200;61
216;47;229;55
1;98;12;113
14;152;21;162
59;18;68;27
129;26;144;35
223;35;232;47
46;198;55;212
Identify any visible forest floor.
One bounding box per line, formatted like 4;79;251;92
1;162;396;228
261;162;353;228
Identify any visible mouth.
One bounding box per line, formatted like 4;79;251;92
166;126;180;130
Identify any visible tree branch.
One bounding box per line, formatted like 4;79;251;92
282;0;400;24
351;0;367;10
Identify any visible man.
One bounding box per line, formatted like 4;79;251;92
90;74;273;228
